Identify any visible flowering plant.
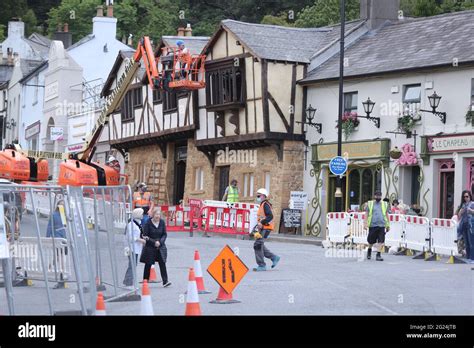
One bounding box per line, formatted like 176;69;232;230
340;112;359;140
466;105;474;126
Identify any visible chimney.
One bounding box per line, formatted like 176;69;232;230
96;5;104;17
107;4;114;17
57;24;62;32
127;35;133;46
360;0;400;30
184;23;193;37
177;27;185;36
7;48;13;65
13;52;19;65
53;23;73;49
7;20;25;39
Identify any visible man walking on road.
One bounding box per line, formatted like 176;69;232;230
364;190;390;261
253;188;280;271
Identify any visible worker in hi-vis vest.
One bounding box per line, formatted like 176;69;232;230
364;190;390;261
133;183;154;225
222;179;240;203
253;188;280;272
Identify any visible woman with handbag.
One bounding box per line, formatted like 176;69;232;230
123;208;146;287
140;208;171;287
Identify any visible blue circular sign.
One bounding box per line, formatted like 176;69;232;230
329;156;348;176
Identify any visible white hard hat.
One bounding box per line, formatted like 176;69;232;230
108;156;116;162
256;188;268;197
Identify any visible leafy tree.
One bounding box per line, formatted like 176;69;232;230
261;13;295;26
0;24;5;42
23;9;38;36
46;0;102;42
295;0;360;28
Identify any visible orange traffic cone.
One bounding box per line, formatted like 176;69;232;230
210;286;241;304
95;292;106;315
194;250;211;294
185;268;201;316
140;280;154;315
149;265;160;283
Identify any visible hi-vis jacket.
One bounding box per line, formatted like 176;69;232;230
367;200;389;228
257;200;274;231
133;192;153;208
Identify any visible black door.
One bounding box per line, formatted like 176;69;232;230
174;160;186;204
218;166;230;201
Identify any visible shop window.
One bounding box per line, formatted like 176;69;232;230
243;173;254;198
439;160;455;218
344;92;358;113
194;167;204;191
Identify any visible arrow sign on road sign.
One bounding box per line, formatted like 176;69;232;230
207;245;248;295
329;156;348;176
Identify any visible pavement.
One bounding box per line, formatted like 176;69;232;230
0;213;473;315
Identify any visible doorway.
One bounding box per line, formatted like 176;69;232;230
439;160;455;218
218;166;230;201
173;145;187;204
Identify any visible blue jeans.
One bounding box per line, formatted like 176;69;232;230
460;221;473;260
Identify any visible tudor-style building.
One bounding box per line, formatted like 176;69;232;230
102;31;209;204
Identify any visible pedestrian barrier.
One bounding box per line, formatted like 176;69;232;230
385;214;405;250
326;212;350;244
348;212;367;245
403;215;430;253
430;218;459;257
158;205;193;232
14;236;71;284
199;206;250;235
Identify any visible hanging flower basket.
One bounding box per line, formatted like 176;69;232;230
397;112;420;136
389;146;402;159
339;112;359;140
466;107;474;126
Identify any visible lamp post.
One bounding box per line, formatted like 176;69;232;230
296;104;322;133
335;0;346;213
420;91;447;124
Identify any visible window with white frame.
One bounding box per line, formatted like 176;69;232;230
33;75;39;105
403;84;421;114
28;135;38;151
243;173;254;197
264;172;271;194
344;92;358;113
194;167;204;191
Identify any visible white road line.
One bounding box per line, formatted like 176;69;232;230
369;300;398;315
324;279;348;290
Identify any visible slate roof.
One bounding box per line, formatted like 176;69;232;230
216;19;366;63
19;59;44;78
67;34;95;51
301;10;474;83
161;36;210;55
0;64;14;84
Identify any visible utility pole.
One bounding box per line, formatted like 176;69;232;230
335;0;346;213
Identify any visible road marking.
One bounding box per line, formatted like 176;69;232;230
369;300;398;315
324;279;348;290
420;268;449;272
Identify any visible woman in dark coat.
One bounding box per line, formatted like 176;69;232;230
140;208;171;287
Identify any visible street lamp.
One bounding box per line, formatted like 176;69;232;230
420;91;447;124
361;97;380;128
297;104;322;133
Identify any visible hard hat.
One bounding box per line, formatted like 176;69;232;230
138;182;147;188
256;188;269;197
176;40;185;47
108;156;116;162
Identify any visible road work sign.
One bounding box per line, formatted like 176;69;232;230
207;245;248;294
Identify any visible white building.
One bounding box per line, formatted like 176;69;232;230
66;3;132;162
299;0;474;236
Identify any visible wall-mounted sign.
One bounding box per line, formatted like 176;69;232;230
25;121;40;139
67;144;83;153
50;127;64;141
289;191;308;210
426;133;474;153
313;139;390;162
329;156;348;176
44;81;59;102
176;146;187;161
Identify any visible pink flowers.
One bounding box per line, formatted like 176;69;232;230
342;111;358;122
397;143;418;166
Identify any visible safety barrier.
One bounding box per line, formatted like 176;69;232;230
158;205;193;232
14;236;72;282
348;212;367;245
326;212;350;244
404;215;430;252
385;214;405;250
199;206;250;235
430;218;459;257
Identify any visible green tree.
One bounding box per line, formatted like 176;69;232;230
0;24;5;42
46;0;101;42
261;13;295;26
412;0;441;16
23;8;38;36
295;0;360;28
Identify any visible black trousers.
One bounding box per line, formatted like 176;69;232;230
143;251;168;283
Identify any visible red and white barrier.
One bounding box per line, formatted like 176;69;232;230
199;206;250;235
158;205;193;232
430;218;459;257
348;212;367;244
385;214;405;249
326;212;350;244
404;215;430;252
